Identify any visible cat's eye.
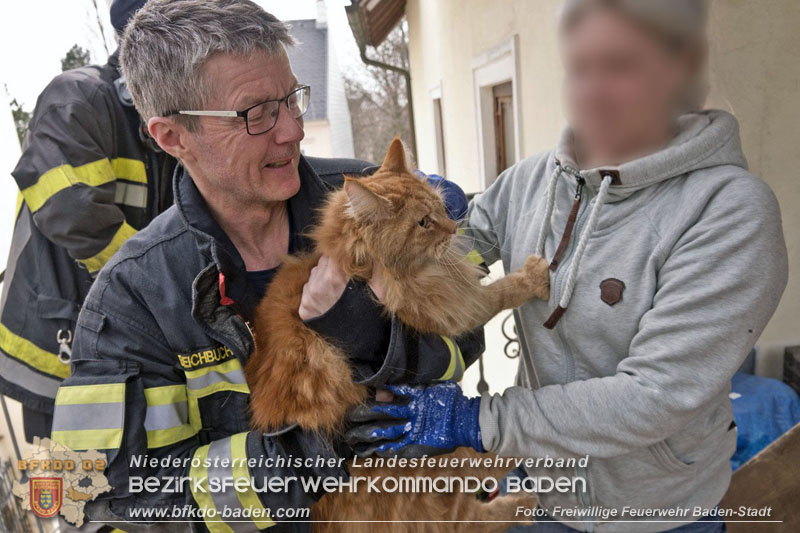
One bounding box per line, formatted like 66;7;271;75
418;216;432;228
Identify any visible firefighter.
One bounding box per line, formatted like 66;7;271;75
49;1;481;530
0;0;174;444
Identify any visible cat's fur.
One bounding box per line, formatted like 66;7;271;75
245;138;549;532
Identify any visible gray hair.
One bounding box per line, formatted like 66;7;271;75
120;0;295;129
559;0;710;111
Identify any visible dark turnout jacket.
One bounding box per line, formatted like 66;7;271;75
51;159;483;531
0;51;175;413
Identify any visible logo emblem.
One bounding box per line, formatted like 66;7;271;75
599;278;625;306
30;477;62;518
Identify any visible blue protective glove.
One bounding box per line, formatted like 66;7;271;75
414;170;468;221
345;381;483;458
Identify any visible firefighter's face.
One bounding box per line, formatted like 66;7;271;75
183;50;304;206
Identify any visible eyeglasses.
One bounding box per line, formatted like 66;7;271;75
165;85;311;135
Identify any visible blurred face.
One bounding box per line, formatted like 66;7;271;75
181;50;304;207
562;9;691;164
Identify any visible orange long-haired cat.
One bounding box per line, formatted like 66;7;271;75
245;139;549;532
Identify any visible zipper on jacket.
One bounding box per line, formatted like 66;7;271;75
549;176;585;271
550;186;593;383
547;184;596;530
243;318;256;345
229;301;257;347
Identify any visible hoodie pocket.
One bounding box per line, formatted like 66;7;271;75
649;439;696;473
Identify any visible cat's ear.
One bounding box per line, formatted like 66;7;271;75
380;137;410;174
344;178;392;220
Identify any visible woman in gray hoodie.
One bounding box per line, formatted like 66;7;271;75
346;1;788;532
468;1;788;532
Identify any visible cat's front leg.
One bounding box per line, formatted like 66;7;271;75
484;255;550;312
517;254;551;301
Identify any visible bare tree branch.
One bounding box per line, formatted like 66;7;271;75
344;22;412;163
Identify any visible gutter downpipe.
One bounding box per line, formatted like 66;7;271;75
346;5;418;161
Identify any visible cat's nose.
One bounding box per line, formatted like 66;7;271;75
440;218;458;234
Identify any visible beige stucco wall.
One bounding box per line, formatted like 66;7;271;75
705;0;800;376
407;0;565;193
407;0;799;384
301;119;335;158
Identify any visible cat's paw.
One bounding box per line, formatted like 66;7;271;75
521;255;550;300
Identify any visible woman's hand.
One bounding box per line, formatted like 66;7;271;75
345;381;483;458
298;255;348;320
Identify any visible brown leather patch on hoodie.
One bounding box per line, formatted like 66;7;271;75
600;278;625;306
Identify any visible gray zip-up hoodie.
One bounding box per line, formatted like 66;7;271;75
465;110;787;532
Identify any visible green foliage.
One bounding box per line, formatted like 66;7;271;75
10;98;31;146
61;44;91;72
6;44;92;147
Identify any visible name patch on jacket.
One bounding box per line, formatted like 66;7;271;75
177;345;235;370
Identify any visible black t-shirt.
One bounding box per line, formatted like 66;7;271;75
246;207;294;299
246;268;278;300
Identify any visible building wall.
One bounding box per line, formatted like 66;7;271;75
325;18;356;158
301;119;335;158
407;0;565;194
704;0;800;377
406;0;800;387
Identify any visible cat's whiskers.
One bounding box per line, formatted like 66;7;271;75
438;260;473;288
436;250;477;288
451;230;519;258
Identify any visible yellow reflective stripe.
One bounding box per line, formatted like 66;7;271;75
184;358;250;396
144;384;186;406
190;444;233;533
185;359;250;430
147;425;197;449
231;432;274;529
188;381;250;398
184;358;242;379
55;383;125;405
188;395;203;432
187;381;250;404
144;385;197;448
51;428;123;451
79;221;137;274
15;191;23;219
23;159;115;212
111;158;147;184
0;322;69;379
52;384;125;449
22;157;147;213
438;336;465;381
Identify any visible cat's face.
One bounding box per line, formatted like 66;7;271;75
343;139;458;271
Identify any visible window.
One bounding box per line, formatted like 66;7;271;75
492;81;515;176
472;35;522;190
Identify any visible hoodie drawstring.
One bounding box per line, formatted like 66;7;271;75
539;164;614;330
